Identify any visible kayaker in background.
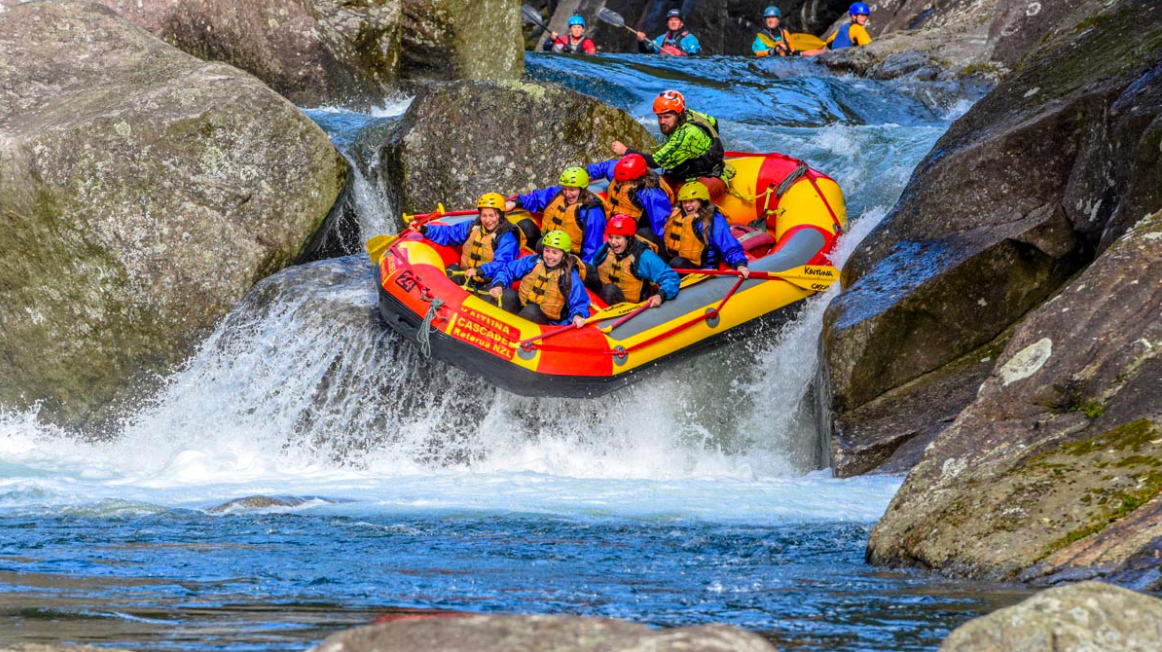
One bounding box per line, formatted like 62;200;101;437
610;90;727;201
489;230;590;327
800;3;872;56
752;6;796;57
543;14;597;54
586;154;673;248
588;215;680;308
664;182;750;278
637;9;702;56
420;192;522;292
505;167;607;268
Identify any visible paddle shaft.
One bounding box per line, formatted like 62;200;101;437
672;268;834;282
520;4;552;33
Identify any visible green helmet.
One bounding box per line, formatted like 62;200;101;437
559;166;590;188
541;230;573;252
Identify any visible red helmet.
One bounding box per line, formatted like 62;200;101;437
652;90;686;115
614;154;648;181
605;214;637;238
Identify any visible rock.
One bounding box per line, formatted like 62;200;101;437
545;1;849;55
866;210;1162;584
401;0;524;82
310;614;778;652
1;647;135;652
0;0;348;433
821;0;1162;476
369;80;655;214
0;0;405;107
938;582;1162;652
205;495;348;513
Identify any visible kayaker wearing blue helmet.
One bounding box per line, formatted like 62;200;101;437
802;3;872;56
637;9;702;56
753;6;796;57
544;14;597;54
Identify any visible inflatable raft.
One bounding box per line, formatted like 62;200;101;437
370;151;846;398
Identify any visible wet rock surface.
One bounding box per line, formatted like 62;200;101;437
937;582;1162;652
311;614;778;652
822;0;1162;477
402;0;524;82
866;210;1162;583
370;80;654;214
0;0;347;433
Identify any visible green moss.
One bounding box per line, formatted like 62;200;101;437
1060;420;1158;456
1072;401;1106;419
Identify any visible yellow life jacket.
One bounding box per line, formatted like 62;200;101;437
460;221;518;272
542;192;608;254
597;243;646;303
664;207;707;264
517;259;573;321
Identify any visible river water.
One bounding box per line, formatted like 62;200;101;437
0;54;1028;650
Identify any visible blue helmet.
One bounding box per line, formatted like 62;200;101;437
568;14;586;28
764;6;782;18
666;9;682;20
850;2;870;15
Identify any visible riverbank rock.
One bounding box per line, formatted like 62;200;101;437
369;80;654;214
865;210;1162;583
821;0;1162;477
0;1;347;433
402;0;524;82
1;647;136;652
541;0;848;55
311;614;778;652
938;582;1162;652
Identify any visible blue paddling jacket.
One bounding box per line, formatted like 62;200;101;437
513;186;607;264
591;241;681;302
424;220;520;279
586;159;672;238
491;254;590;325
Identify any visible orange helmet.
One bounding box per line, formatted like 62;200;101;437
652;90;686;115
605;214;637;238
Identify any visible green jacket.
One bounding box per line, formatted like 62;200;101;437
637;110;725;180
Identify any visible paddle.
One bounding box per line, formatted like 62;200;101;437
365;204;452;265
520;4;552;33
596;8;638;35
672;265;840;292
789;33;826;51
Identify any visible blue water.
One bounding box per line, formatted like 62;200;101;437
0;54;1023;651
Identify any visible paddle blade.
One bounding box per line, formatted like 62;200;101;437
521;4;543;25
365;234;393;265
597;8;626;28
789;33;826;51
775;265;839;292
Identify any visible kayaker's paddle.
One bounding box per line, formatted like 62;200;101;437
597;8;638;35
520;4;552;33
789;33;827;51
672;265;840;291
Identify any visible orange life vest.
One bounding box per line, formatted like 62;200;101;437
542;192;608;254
460;221;517;273
517;259;573;321
664;207;707;263
597;243;646;303
607;175;674;223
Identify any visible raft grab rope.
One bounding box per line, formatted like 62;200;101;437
417;295;445;359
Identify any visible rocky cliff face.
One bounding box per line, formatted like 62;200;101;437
402;0;524;83
0;0;347;432
367;80;655;215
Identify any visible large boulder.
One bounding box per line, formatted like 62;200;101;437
370;80;655;214
401;0;524;82
866;210;1162;583
0;0;405;107
311;614;777;652
820;0;1162;476
0;0;347;432
938;582;1162;652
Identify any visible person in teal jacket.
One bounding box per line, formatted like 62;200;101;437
637;9;702;55
752;6;796;57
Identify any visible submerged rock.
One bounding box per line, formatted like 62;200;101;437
0;0;347;433
401;0;524;82
311;614;777;652
821;0;1162;477
938;582;1162;651
369;80;654;214
867;210;1162;584
206;495;347;513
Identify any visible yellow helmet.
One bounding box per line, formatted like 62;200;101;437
541;230;573;252
558;167;590;188
677;181;711;202
477;192;506;210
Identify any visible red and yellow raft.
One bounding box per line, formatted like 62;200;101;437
371;151;846;397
